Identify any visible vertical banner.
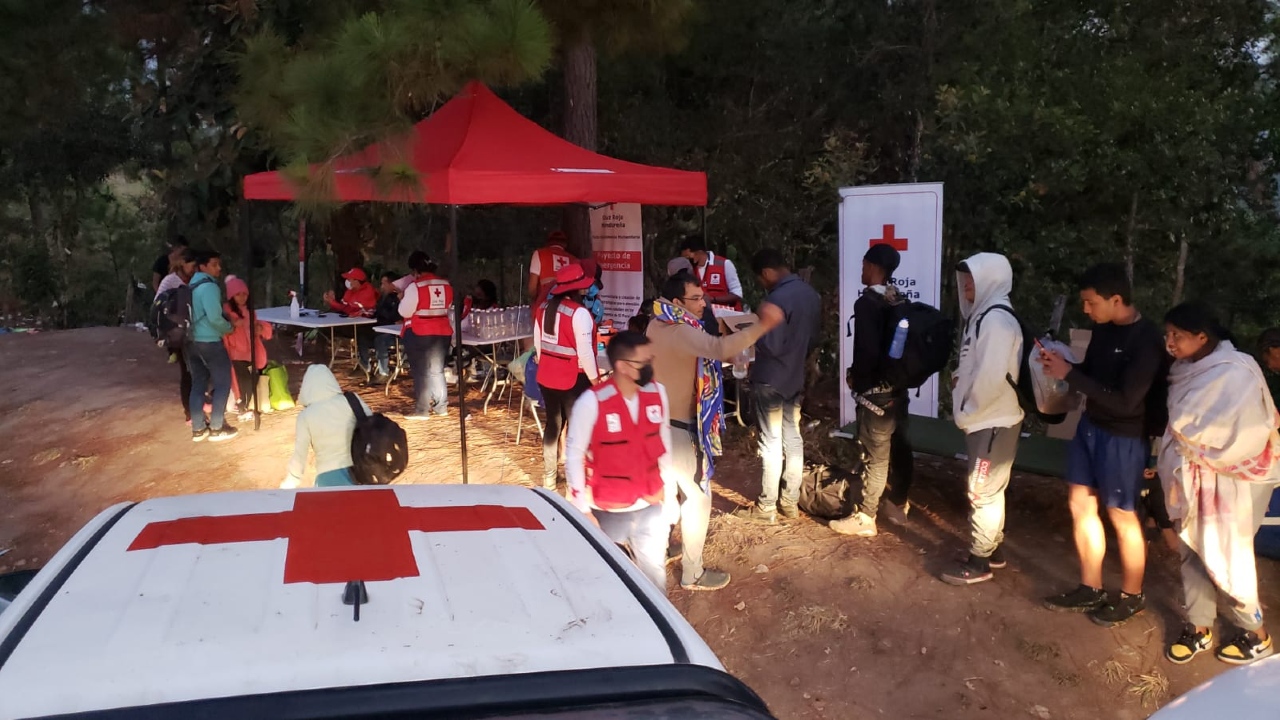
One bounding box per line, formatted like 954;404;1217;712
589;203;644;325
838;183;945;426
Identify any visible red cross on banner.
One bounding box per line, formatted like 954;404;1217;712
870;224;908;251
127;490;545;584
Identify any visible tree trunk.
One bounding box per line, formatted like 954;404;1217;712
561;35;598;259
328;205;365;290
1124;193;1138;287
1172;233;1189;305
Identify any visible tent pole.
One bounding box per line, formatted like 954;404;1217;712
299;219;307;303
243;206;261;432
452;204;468;484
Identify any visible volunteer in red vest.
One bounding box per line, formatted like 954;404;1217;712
528;230;576;304
397;251;454;420
680;237;744;310
324;267;380;377
565;330;678;590
534;262;601;489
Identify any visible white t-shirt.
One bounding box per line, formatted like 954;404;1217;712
532;303;599;380
565;383;675;513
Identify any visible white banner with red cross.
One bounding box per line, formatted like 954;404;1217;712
590;202;644;326
838;183;945;426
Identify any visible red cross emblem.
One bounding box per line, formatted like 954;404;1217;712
432;286;443;299
870;224;908;251
127;490;544;584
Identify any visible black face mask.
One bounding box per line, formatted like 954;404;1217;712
636;364;655;387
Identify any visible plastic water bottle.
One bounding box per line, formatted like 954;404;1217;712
289;291;300;319
888;318;909;360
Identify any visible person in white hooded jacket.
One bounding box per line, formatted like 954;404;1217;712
941;252;1024;585
281;365;371;488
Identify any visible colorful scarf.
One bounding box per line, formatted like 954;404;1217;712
652;299;724;479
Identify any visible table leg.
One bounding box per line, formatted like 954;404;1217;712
328;327;336;367
481;345;504;414
385;339;402;397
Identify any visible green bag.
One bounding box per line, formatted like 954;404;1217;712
264;362;295;410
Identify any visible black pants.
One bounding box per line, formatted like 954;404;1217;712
538;374;592;487
857;391;915;515
175;347;193;421
232;360;255;413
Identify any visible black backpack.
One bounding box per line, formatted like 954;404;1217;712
150;277;212;351
885;301;955;390
975;305;1065;424
343;392;409;485
798;463;862;520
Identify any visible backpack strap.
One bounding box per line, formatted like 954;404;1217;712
343;392;367;421
974;304;1015;337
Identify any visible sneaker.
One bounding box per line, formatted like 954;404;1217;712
373;372;391;384
1165;625;1213;665
777;502;800;519
207;425;239;443
989;545;1007;569
1216;631;1275;665
666;541;683;566
829;511;878;537
941;554;994;586
880;499;910;527
238;411;256;422
191;428;210;443
730;504;777;525
1090;591;1145;627
681;569;730;592
1043;584;1108;613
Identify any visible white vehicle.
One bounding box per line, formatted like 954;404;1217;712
0;486;772;719
1148;653;1280;720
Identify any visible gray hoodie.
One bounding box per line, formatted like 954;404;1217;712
952;252;1024;433
285;365;372;484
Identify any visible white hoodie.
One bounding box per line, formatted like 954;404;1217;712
285;365;372;484
952;252;1024;433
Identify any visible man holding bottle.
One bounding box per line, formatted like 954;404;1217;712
732;248;821;524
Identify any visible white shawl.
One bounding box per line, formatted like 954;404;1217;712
1158;341;1280;611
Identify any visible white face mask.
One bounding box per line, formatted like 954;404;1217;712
344;280;354;290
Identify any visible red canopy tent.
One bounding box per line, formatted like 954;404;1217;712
241;81;707;483
243;80;706;206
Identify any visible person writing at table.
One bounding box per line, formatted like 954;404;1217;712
325;267;379;379
535;262;601;492
398;252;454;420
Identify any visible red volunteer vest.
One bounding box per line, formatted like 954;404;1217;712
535;298;588;390
699;257;741;310
586;380;666;510
534;246;575;288
406;274;453;337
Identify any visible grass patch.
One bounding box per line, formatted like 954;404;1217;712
1100;659;1129;686
32;448;62;464
1127;670;1169;709
1016;638;1061;662
782;605;849;639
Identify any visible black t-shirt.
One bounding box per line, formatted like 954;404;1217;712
1066;317;1165;438
849;287;893;393
152;253;171;279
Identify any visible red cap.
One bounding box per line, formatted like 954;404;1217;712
341;268;368;282
550;262;595;296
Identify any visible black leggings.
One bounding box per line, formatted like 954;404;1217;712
537;374;592;484
176;348;193;421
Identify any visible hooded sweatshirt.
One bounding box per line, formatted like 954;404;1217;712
285;365;372;484
952;252;1024;433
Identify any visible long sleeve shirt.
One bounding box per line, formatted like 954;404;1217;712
849;287;893;393
189;272;232;342
1065;318;1165;438
694;252;743;299
330;283;378;317
647;306;768;422
565;383;677;513
533;304;600;381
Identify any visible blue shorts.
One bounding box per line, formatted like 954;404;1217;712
1066;415;1144;512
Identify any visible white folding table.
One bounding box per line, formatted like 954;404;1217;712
255;306;377;367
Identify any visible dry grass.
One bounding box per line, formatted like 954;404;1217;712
1100;659;1129;686
1017;638;1061;662
69;454;96;470
849;575;875;591
707;514;773;564
32;448;61;464
1052;670;1081;687
782;605;849;640
1127;670;1170;709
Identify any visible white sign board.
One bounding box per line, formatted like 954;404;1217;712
590;202;644;325
838;183;945;426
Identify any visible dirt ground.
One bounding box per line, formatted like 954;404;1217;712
1;327;1276;719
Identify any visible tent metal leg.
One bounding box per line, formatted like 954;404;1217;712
452;205;469;484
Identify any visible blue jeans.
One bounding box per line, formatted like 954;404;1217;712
186;341;233;431
373;334;395;376
405;330;450;415
753;383;804;511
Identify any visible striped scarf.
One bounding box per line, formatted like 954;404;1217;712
652;299;724;478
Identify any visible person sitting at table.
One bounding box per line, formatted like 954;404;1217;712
324;267;379;378
534;262;601;491
280;364;371;488
372;271;402;382
222;274;273;420
471;279;499;311
398;252;454;420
